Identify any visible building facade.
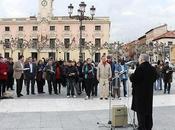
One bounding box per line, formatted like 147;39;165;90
124;24;175;63
0;0;110;62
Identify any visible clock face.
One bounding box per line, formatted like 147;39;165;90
41;0;47;7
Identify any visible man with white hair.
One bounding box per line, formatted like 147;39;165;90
130;54;157;130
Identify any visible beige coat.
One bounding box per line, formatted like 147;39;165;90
97;62;112;80
13;61;23;79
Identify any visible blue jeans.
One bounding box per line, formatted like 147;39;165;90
156;77;162;90
121;80;127;96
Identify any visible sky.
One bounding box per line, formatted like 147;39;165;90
0;0;175;43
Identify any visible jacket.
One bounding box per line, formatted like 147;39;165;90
97;62;112;80
13;61;23;79
0;62;8;80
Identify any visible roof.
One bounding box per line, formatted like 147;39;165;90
145;24;167;34
153;31;175;41
138;35;146;40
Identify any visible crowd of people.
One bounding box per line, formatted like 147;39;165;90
0;52;174;130
0;54;131;100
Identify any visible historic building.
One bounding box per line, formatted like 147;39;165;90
0;0;110;61
123;24;175;63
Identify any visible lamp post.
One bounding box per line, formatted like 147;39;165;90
68;2;95;62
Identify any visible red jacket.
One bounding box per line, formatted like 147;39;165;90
0;62;8;80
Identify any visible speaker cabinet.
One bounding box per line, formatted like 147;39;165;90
112;105;128;127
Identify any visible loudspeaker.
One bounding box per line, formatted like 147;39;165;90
112;105;128;127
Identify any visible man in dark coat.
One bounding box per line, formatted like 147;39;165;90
130;54;157;130
24;57;37;95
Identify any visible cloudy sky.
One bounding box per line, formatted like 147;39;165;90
0;0;175;42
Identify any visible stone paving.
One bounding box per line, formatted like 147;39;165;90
0;74;175;130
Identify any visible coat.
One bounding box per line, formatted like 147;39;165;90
24;63;37;79
97;62;112;80
130;62;157;114
162;66;173;83
13;61;23;79
0;62;8;80
45;64;56;81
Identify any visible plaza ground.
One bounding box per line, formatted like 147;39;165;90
0;75;175;130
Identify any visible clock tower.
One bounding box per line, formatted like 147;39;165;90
38;0;54;21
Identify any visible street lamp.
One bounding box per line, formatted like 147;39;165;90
68;2;95;62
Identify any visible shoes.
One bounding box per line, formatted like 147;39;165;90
20;94;23;96
105;97;108;100
67;95;70;98
31;93;35;95
100;97;103;100
118;97;121;100
55;93;58;95
27;93;29;95
17;95;20;97
73;95;76;98
85;96;89;100
124;95;128;97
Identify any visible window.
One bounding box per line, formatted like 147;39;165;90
49;52;55;60
168;41;173;46
4;52;9;58
33;26;38;31
81;26;85;31
4;39;10;48
64;26;70;31
32;39;38;48
50;26;55;31
95;53;101;63
17;39;23;48
95;38;101;47
50;39;55;48
81;38;85;47
64;38;70;48
19;26;24;31
95;26;101;31
5;26;10;31
64;52;70;61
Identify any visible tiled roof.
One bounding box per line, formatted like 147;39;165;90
153;31;175;41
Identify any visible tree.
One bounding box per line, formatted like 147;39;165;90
84;41;103;59
103;41;123;60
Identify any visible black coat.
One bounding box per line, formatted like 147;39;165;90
130;62;157;114
162;66;173;83
24;63;37;78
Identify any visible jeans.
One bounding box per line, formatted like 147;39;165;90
121;79;127;96
67;78;75;96
84;78;93;97
156;77;162;90
164;82;171;94
0;80;6;97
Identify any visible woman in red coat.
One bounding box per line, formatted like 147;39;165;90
0;57;8;97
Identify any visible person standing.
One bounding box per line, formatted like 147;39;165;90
24;57;37;95
113;61;122;100
162;62;173;94
82;58;95;100
36;60;45;94
130;54;157;130
66;60;78;98
55;61;62;94
45;59;57;95
0;57;8;98
97;55;112;100
120;60;128;97
92;63;99;97
7;57;14;90
13;55;24;97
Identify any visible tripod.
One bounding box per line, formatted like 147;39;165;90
97;79;114;130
